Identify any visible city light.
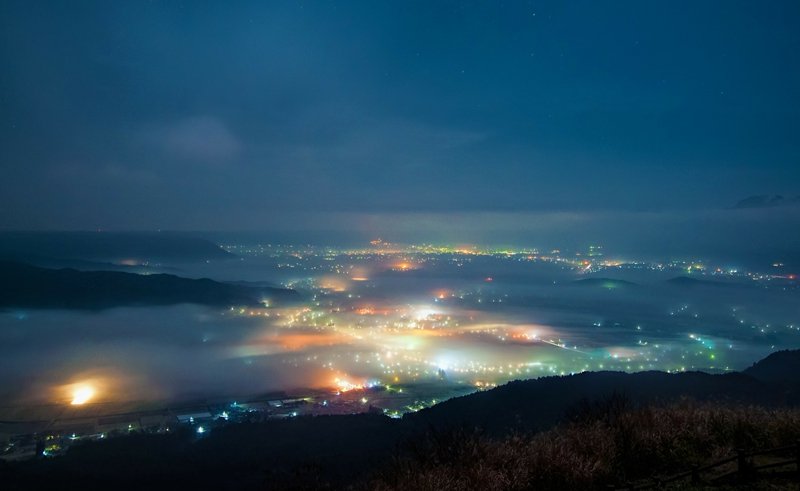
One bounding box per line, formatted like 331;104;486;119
70;385;95;405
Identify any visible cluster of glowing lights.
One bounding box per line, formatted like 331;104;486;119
222;244;793;401
334;377;365;392
333;377;384;393
354;306;376;315
392;261;418;271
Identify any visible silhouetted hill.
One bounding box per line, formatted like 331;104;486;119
744;349;800;388
0;231;233;264
0;261;297;309
406;370;783;434
407;351;800;434
570;278;637;288
733;195;800;209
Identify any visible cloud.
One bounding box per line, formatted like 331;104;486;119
320;118;487;171
148;116;242;164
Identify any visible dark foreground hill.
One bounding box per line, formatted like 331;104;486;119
744;349;800;387
405;370;785;434
1;351;799;490
0;261;297;309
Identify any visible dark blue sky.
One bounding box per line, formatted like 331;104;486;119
1;1;799;230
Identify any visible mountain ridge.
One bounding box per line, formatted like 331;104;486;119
0;261;297;310
0;231;233;265
733;195;800;209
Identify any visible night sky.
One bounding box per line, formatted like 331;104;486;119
1;1;799;231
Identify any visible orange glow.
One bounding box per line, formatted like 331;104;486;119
51;371;164;406
454;245;478;254
237;329;355;355
433;289;452;299
350;266;370;281
70;385;95;405
279;333;345;350
352;305;392;316
317;276;349;292
392;261;416;271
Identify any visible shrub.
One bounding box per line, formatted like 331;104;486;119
368;401;800;490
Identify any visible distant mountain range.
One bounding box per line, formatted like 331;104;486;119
733;195;800;209
0;261;297;310
0;231;233;265
571;278;637;288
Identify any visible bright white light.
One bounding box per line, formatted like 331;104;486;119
413;306;438;320
196;426;205;434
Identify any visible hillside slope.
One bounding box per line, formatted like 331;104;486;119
0;261;297;309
